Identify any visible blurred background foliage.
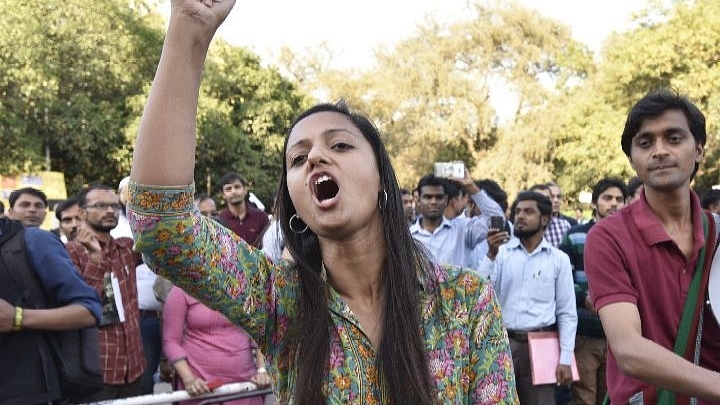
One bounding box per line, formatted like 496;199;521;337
2;0;719;207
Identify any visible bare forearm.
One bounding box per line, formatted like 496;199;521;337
131;16;212;185
613;335;720;402
601;303;720;402
22;304;96;330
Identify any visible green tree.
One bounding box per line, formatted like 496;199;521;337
289;1;592;191
199;42;311;203
0;0;165;192
545;0;720;201
1;0;310;202
543;88;635;201
598;0;720;192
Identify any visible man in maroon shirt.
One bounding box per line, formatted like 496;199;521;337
217;172;269;247
66;184;146;401
585;89;720;404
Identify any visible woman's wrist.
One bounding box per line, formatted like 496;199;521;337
256;367;266;374
167;13;216;52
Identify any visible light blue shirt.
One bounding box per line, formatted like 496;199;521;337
410;190;503;268
479;237;577;365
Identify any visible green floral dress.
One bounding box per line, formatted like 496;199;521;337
127;182;517;404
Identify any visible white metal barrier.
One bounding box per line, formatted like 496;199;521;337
78;382;259;405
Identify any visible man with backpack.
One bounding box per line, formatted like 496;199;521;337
0;215;101;405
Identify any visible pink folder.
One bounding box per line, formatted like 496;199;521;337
527;331;580;385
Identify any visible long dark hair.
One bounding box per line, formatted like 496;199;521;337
276;101;436;405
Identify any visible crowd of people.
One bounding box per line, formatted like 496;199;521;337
0;175;274;405
2;1;720;405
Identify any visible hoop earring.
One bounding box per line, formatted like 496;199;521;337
289;214;308;234
378;189;388;210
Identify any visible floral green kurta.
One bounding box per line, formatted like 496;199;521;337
127;182;517;404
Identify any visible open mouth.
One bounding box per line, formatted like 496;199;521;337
314;174;339;202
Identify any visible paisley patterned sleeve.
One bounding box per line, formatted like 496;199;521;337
126;182;297;354
467;275;518;405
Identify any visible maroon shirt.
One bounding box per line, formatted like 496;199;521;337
585;191;720;405
66;237;146;385
218;205;269;247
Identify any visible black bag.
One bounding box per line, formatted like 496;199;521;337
1;228;103;402
49;327;104;401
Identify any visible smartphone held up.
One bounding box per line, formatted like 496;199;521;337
490;215;506;231
434;161;465;179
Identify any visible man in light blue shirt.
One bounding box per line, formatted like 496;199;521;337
468;179;513;269
410;172;504;268
481;191;577;405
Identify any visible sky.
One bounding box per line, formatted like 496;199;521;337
212;0;653;70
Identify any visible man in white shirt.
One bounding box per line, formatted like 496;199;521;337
410;172;504;268
481;191;577;405
111;177;132;239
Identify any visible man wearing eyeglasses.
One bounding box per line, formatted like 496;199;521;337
66;184;146;401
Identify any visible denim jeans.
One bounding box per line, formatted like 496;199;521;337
139;315;162;394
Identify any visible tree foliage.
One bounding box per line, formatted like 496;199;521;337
0;0;166;192
549;0;720;199
5;0;720;210
287;1;592;191
198;42;311;201
278;0;720;205
0;0;308;202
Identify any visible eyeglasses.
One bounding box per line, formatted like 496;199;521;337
84;202;123;211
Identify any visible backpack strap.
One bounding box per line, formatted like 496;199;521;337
603;211;717;405
0;228;49;308
657;210;716;405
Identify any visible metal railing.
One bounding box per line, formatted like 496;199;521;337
197;387;274;405
79;382;264;405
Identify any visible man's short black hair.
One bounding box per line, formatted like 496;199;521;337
416;174;447;196
75;184;115;207
591;178;627;204
194;193;217;206
219;172;246;188
9;187;47;208
476;179;508;212
627;176;643;197
55;196;79;221
514;191;553;218
444;180;465;200
528;183;550;194
701;189;720;210
621;89;705;178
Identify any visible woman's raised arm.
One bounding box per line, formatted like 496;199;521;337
130;0;236;185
